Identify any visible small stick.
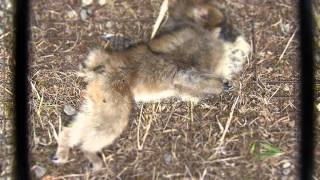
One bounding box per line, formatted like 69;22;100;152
278;29;297;63
218;96;240;148
137;105;144;150
151;0;169;39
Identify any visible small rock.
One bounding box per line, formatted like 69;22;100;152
82;0;93;6
32;165;47;178
283;84;290;92
281;23;291;35
98;0;107;6
63;104;76;116
258;52;266;57
80;9;88;21
282;161;291;169
5;0;12;10
317;103;320;112
282;168;291;176
267;51;273;55
106;21;113;28
163;153;172;164
0;27;3;35
66;10;78;20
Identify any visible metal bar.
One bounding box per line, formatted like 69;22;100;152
298;0;315;179
14;0;31;178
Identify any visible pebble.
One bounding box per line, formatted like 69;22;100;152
280;23;291;35
5;0;12;10
32;165;47;178
163;153;172;164
82;0;93;7
282;168;291;176
282;161;291;169
0;27;3;35
283;84;290;92
63;104;76;116
316;103;320;112
80;8;88;21
106;21;113;28
98;0;107;6
66;10;78;20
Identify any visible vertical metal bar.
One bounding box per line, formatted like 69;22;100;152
14;0;31;178
298;0;315;179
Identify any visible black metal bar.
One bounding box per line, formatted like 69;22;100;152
13;0;31;179
298;0;315;179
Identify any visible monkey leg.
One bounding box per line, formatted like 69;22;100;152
173;68;223;95
52;76;132;171
51;127;72;164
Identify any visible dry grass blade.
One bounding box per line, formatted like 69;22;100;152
218;96;240;148
137;105;144;150
151;0;168;39
278;29;297;63
139;117;153;150
47;120;59;142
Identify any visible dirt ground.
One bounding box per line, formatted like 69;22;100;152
27;0;303;179
0;0;14;178
1;0;319;179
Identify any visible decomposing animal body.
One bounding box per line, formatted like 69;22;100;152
52;0;250;171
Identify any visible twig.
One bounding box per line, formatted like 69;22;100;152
137;105;144;150
190;101;194;122
278;29;297;63
48;120;59;142
218;96;240;147
151;0;168;39
199;168;208;180
139;105;155;150
203;156;243;164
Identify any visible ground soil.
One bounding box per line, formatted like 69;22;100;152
2;0;320;179
28;0;301;179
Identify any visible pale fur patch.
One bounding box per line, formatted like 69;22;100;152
133;89;177;102
180;95;200;103
78;49;109;81
85;49;108;68
214;36;251;81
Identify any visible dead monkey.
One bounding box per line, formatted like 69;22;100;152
104;0;240;52
103;0;249;82
52;0;250;171
148;0;250;83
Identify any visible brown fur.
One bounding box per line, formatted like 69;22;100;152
52;0;250;171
